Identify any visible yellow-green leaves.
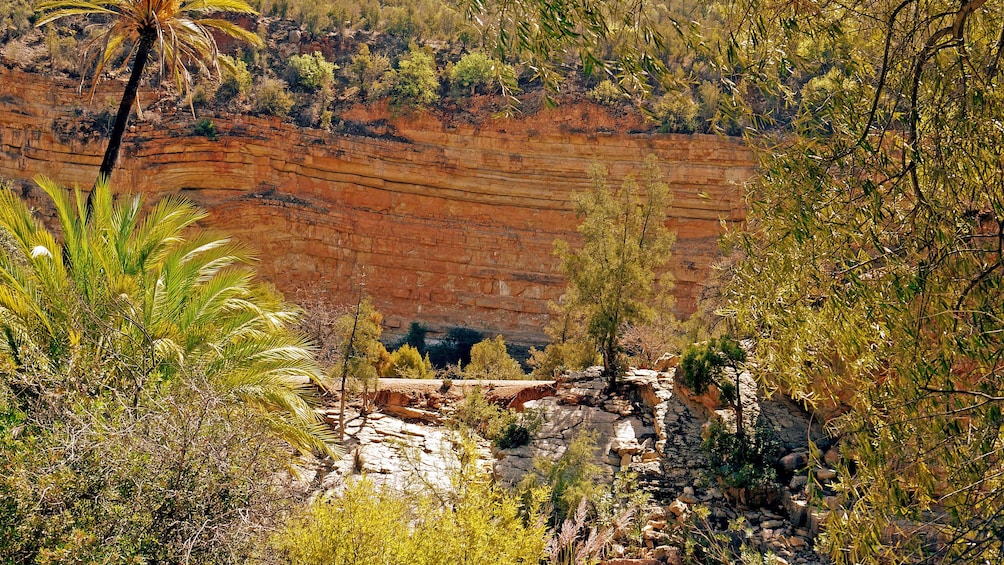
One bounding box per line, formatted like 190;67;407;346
556;154;675;380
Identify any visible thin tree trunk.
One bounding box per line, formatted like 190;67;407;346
734;366;744;443
95;32;156;185
339;292;364;442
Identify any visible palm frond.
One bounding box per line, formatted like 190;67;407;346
1;177;339;460
34;1;119;27
194;18;263;48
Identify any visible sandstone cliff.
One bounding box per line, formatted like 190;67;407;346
0;66;754;344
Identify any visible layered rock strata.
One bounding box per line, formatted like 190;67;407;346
0;66;754;343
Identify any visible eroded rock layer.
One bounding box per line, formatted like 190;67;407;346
0;66;753;343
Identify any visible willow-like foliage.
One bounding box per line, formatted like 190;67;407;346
717;1;1004;562
455;0;678;109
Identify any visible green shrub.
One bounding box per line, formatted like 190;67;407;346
217;54;253;101
529;302;601;379
427;326;483;367
347;44;392;100
331;298;389;410
652;90;699;133
588;79;628;105
449;51;515;95
528;339;599;379
464;335;525;380
385;344;434;378
253;78;295;116
496;422;531;449
274;445;547;565
389;45;440;106
288;51;337;92
452;388;541;449
0;373;293;564
44;26;77;72
701;419;781;490
678;336;745;394
193;117;218;140
0;0;32;38
519;429;606;521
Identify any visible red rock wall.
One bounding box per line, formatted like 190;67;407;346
0;66;753;344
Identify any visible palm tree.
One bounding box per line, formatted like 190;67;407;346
36;0;264;184
0;177;338;457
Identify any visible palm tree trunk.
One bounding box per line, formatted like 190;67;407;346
96;32;156;183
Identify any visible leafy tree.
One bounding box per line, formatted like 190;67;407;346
449;50;516;96
332;296;388;424
36;0;264;186
556;155;675;382
388;44;440;106
385;343;434;379
679;336;748;442
464;335;525;380
346;43;392;100
714;1;1004;561
288;51;337;92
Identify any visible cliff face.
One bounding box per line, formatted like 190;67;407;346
0;66;753;343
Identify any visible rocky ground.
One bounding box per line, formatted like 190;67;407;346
308;368;836;565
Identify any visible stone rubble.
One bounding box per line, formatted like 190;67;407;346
313;366;834;564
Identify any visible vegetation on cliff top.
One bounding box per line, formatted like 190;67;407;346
4;0;740;133
35;0;264;186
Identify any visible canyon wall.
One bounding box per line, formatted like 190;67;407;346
0;66;754;344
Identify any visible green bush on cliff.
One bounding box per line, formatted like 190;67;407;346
588;80;628;105
388;45;440;106
347;43;392;100
288;51;337;92
651;90;700;133
0;0;32;37
254;78;295;116
449;51;516;96
217;54;254;101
